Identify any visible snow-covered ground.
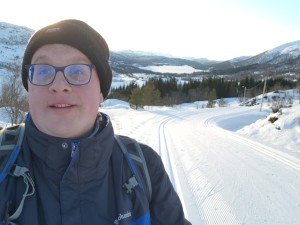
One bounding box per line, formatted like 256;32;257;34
1;91;300;225
100;93;300;225
139;65;205;74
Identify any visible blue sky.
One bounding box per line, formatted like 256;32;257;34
2;0;300;60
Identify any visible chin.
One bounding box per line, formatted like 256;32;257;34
46;126;75;138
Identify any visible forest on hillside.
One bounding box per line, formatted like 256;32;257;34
0;61;299;124
109;76;300;108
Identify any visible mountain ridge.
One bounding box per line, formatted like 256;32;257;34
1;22;299;80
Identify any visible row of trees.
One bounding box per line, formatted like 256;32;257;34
0;62;299;124
0;63;28;125
109;76;299;108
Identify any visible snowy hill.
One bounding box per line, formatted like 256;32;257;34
206;40;300;78
0;22;33;64
0;21;300;87
237;40;300;66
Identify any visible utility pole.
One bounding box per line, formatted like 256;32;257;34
243;86;247;105
260;77;267;112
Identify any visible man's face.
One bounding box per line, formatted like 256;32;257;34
28;44;103;138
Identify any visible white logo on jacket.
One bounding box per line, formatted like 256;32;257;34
114;211;132;225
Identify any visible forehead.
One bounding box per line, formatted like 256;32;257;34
31;44;92;65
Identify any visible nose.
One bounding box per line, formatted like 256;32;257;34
49;71;72;93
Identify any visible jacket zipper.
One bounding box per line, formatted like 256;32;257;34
71;141;79;158
61;141;80;180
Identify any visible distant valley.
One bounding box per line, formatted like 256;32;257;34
1;22;300;86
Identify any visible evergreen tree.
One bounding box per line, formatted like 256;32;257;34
129;87;144;109
129;80;161;109
207;89;217;108
142;80;161;106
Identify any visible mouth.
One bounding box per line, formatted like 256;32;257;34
49;104;75;110
51;104;73;108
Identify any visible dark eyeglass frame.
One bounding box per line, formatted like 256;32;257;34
25;64;95;86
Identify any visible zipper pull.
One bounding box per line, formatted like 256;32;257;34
70;141;79;158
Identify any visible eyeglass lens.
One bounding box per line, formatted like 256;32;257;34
26;64;92;86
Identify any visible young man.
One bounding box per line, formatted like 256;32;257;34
0;19;191;225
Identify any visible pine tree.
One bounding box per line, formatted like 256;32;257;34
207;89;217;108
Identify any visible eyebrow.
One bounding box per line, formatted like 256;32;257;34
31;55;49;64
32;55;92;64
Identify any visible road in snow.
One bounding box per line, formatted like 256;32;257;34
102;104;300;225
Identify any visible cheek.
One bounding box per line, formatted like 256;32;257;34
87;76;102;106
28;94;38;115
28;91;43;126
28;87;45;111
82;88;102;109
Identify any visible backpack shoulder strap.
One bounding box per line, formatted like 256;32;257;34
0;123;25;183
0;124;35;224
115;135;152;202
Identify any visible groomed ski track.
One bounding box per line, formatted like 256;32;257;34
105;106;300;225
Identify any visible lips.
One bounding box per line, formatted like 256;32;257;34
49;103;75;109
53;104;72;108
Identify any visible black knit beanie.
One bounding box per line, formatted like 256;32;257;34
22;19;112;98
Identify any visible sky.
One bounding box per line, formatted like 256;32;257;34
2;0;300;60
2;90;299;224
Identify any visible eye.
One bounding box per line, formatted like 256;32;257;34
35;65;53;77
68;65;85;75
65;65;90;84
30;65;55;84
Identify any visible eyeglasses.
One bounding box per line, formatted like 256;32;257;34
25;64;95;86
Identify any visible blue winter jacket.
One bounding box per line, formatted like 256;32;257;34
0;113;191;225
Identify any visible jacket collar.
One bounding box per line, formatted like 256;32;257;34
24;112;115;183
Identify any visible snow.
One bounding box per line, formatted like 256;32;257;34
0;23;31;64
1;21;300;224
1;91;300;224
267;40;300;57
100;93;300;225
139;65;203;74
111;73;158;89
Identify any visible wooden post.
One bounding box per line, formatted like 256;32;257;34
260;77;267;112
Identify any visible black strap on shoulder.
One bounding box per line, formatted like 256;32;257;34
115;135;152;202
0;123;25;183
